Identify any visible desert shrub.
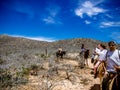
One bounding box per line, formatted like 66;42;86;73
0;58;4;64
0;70;12;88
35;53;39;56
40;53;47;60
5;51;12;56
0;68;28;88
23;54;28;59
30;64;38;70
16;65;30;77
41;53;45;58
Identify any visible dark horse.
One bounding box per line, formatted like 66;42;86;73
108;69;120;90
56;50;66;61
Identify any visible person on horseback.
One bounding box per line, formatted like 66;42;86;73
91;44;101;65
84;49;90;67
102;41;120;90
79;44;86;68
93;44;107;78
56;47;66;61
91;44;100;63
58;47;62;52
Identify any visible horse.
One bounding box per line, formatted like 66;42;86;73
107;70;120;90
95;62;106;90
56;50;66;61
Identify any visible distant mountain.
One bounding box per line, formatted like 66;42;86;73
0;35;119;56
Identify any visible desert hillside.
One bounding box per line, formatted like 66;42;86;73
0;34;108;55
0;34;119;90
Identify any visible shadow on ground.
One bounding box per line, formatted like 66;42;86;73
90;84;100;90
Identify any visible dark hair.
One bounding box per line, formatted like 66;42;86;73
108;41;116;46
81;44;84;49
100;44;106;49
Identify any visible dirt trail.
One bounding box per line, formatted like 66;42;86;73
15;58;100;90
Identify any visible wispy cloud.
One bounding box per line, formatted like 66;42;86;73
43;16;55;24
85;20;91;24
43;4;61;24
100;21;120;28
10;35;56;42
75;1;105;18
7;1;35;18
110;32;120;43
46;4;60;17
105;14;113;19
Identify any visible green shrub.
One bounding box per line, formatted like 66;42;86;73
30;64;38;70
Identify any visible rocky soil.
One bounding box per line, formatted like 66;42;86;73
11;58;100;90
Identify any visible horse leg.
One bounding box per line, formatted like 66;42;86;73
60;54;63;61
80;57;85;68
86;58;89;67
100;77;103;90
56;55;60;62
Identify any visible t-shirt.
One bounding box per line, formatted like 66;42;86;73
103;49;120;73
98;49;107;61
95;47;100;54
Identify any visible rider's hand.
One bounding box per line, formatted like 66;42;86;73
114;65;120;72
104;71;108;78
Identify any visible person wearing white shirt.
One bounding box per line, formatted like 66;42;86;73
94;44;107;78
102;41;120;90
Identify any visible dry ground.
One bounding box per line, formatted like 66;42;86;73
12;58;100;90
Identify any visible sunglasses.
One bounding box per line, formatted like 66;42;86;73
109;45;115;47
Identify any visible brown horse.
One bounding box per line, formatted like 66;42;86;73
56;50;66;61
96;62;106;90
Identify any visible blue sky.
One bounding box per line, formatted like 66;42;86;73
0;0;120;43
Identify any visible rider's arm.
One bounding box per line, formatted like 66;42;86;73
114;65;120;71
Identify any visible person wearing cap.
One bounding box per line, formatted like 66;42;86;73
102;41;120;90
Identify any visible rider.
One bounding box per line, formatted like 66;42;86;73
58;47;62;53
84;49;90;67
79;44;86;68
93;44;107;78
102;41;120;90
91;44;100;63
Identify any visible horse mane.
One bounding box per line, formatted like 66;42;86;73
97;62;106;78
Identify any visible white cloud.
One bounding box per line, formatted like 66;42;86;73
43;4;61;24
27;37;56;42
10;35;56;42
110;32;120;43
100;22;120;28
75;1;105;18
43;16;55;24
85;20;91;24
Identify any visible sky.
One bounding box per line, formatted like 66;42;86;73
0;0;120;43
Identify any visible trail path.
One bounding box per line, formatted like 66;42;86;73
14;58;100;90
